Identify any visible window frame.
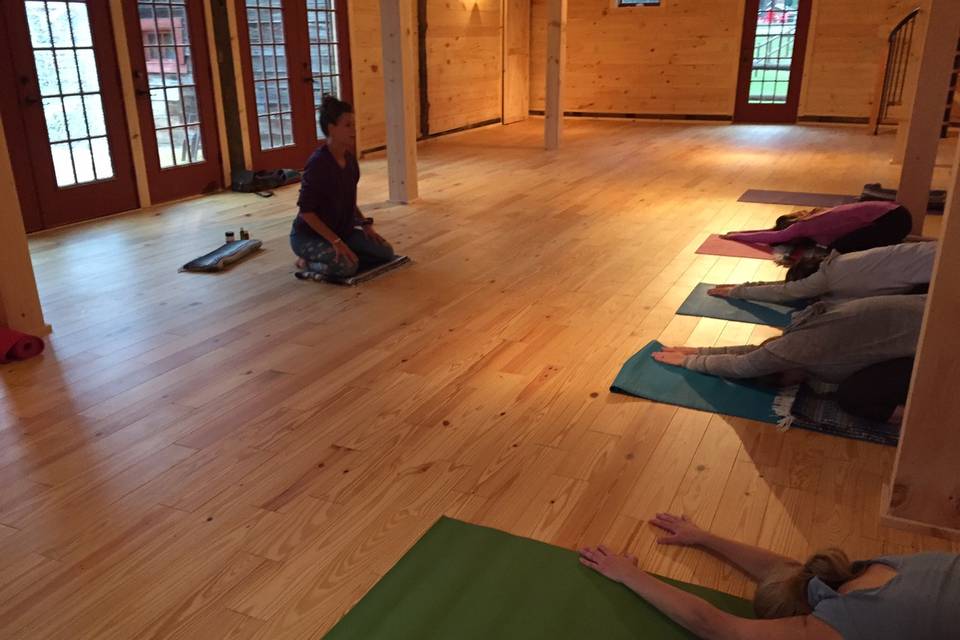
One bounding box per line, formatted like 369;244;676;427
612;0;663;8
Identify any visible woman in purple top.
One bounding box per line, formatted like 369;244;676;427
723;201;912;254
290;96;394;278
580;512;959;639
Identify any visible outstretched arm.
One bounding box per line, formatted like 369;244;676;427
579;515;840;640
650;513;797;582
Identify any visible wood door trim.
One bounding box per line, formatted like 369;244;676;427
1;0;139;228
122;0;224;202
235;0;310;170
0;7;43;232
734;0;813;124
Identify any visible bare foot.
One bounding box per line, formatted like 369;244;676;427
295;258;307;269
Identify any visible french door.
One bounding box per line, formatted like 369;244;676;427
235;0;353;170
734;0;812;123
1;0;139;230
122;0;223;202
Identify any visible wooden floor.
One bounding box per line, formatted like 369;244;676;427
2;119;958;639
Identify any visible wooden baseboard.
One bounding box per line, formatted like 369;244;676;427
797;115;871;125
360;119;503;156
881;512;960;541
528;110;732;122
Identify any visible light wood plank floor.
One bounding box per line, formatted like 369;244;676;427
2;120;958;639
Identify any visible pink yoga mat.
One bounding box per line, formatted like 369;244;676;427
695;234;774;260
0;327;44;363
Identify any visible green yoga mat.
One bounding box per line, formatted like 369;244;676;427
610;341;780;424
323;517;754;639
676;283;801;328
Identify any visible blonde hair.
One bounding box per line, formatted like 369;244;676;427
753;549;866;619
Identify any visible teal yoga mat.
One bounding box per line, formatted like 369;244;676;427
610;341;780;424
676;283;801;328
323;517;754;640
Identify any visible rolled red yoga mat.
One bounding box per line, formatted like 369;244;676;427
0;327;45;363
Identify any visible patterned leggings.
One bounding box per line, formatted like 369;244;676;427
290;228;395;278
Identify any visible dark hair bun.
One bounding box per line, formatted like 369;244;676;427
319;95;354;136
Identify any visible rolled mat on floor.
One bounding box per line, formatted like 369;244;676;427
676;283;802;328
322;517;754;640
0;327;45;363
179;239;262;273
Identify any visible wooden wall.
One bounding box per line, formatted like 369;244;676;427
528;0;921;120
503;0;531;124
529;0;745;117
798;0;920;120
425;0;503;134
350;0;503;151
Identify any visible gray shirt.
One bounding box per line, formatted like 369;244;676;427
808;552;960;640
728;242;936;303
682;295;926;382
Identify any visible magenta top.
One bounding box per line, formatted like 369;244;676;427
723;201;901;246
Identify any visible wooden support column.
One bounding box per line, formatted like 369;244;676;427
544;0;566;150
0;117;47;335
895;0;960;233
379;0;419;203
884;137;960;539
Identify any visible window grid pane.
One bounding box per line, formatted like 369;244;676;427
306;4;342;138
139;0;204;168
247;0;293;150
747;1;799;105
25;0;115;187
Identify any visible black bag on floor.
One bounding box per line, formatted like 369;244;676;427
231;168;301;193
860;183;946;212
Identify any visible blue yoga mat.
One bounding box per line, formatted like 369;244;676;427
610;341;780;424
675;283;801;328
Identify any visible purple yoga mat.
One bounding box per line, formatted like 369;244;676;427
738;189;859;208
695;234;774;260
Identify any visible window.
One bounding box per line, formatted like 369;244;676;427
617;0;661;6
747;0;799;104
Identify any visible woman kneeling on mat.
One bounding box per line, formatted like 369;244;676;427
653;294;925;423
707;241;936;304
290;95;394;279
722;200;913;257
580;513;959;639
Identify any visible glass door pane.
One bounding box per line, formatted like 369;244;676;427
747;0;799;105
306;0;341;138
137;0;205;169
24;0;114;187
246;0;294;150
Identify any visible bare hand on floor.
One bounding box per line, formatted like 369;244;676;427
707;285;734;297
649;513;707;546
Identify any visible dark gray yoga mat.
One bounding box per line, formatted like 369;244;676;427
738;190;859;208
295;255;411;286
676;283;801;328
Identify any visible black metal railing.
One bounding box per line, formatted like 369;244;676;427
873;8;920;135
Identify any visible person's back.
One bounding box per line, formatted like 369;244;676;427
680;294;926;382
765;294;926;381
724;242;936;303
809;552;960;640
